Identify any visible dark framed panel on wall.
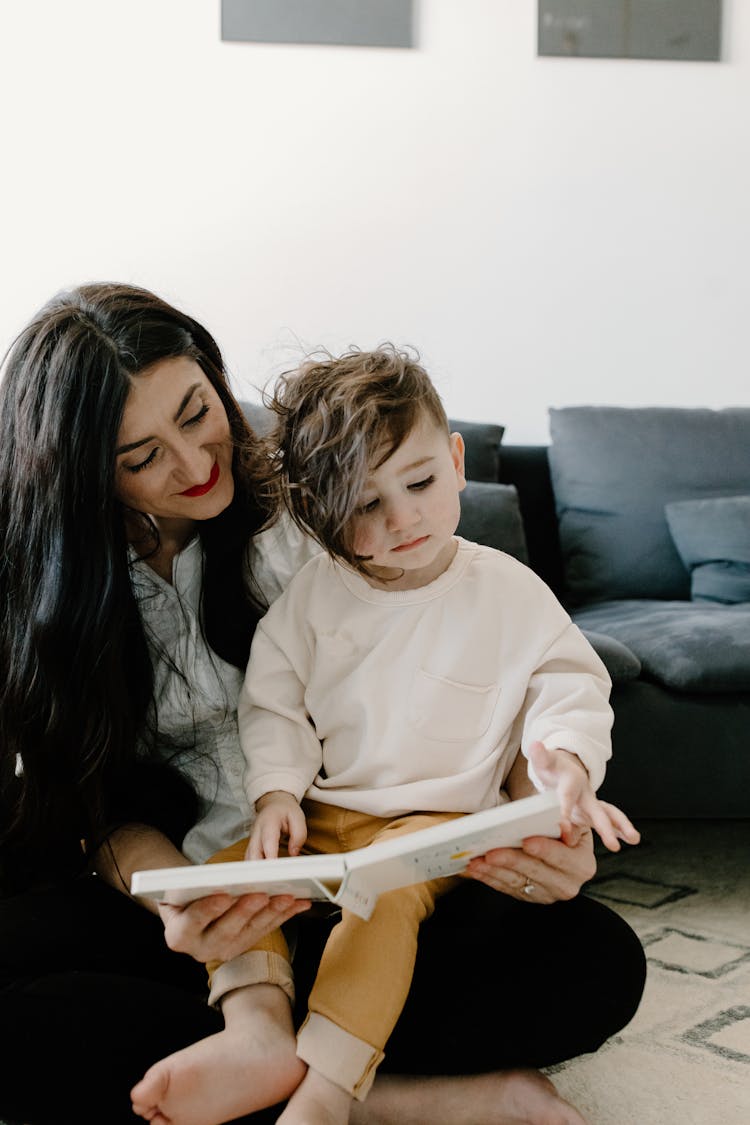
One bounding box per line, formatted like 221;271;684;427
222;0;415;48
538;0;722;61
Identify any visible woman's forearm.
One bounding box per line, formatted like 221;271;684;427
96;823;314;963
93;823;190;914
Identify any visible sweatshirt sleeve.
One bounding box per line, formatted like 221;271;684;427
238;600;324;808
520;622;613;792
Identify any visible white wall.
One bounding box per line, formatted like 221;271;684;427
1;0;747;442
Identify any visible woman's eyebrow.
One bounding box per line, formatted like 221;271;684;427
173;382;201;422
116;436;151;455
116;383;202;455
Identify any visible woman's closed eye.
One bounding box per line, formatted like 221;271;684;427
183;403;210;428
125;448;157;474
123;404;211;474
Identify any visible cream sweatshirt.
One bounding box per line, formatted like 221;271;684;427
239;538;613;817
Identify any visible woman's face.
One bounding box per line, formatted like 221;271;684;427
115;356;235;532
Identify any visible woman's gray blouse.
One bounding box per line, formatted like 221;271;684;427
129;517;319;862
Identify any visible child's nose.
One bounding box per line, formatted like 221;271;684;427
385;498;419;532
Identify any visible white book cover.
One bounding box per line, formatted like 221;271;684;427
131;790;561;920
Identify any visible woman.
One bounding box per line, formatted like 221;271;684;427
0;283;645;1125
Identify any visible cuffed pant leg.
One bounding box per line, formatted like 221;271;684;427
203;839;294;1007
296;1012;385;1101
207;940;294;1008
298;804;463;1096
205;923;293;1008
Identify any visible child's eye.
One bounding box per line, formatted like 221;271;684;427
358;497;380;515
408;475;435;491
126;448;157;474
183;403;209;427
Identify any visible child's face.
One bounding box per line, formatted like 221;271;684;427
352;413;466;590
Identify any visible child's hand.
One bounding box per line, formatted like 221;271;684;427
527;740;640;853
247;791;308;860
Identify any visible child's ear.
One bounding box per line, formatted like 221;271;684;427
449;432;467;492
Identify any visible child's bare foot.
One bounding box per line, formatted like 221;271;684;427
350;1068;588;1125
277;1067;353;1125
130;984;305;1125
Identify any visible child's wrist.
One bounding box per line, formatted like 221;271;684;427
555;749;589;778
255;789;298;811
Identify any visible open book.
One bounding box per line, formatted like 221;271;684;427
131;790;561;921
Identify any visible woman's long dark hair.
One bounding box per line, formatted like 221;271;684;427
0;283;268;892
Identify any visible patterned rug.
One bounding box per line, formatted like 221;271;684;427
549;818;750;1125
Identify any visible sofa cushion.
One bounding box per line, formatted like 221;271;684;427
458;481;528;563
448;418;504;483
578;630;642;684
548;407;750;605
665;496;750;604
572;599;750;693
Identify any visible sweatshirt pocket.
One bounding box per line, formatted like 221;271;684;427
408;669;498;743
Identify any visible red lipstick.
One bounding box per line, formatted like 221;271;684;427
179;461;220;497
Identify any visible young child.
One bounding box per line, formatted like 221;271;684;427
132;346;639;1125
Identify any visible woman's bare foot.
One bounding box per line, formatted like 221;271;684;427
277;1066;353;1125
350;1069;588;1125
130;984;305;1125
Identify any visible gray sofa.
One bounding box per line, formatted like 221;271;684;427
498;407;750;819
243;402;750;819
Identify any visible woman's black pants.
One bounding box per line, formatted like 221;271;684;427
0;874;646;1124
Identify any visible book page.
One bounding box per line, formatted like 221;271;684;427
337;793;561;919
131;854;344;906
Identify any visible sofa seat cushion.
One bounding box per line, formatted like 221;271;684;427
665;496;750;604
578;630;642;685
572;599;750;693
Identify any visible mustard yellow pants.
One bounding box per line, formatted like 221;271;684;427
205;799;463;1099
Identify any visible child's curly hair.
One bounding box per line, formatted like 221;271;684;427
265;344;449;569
